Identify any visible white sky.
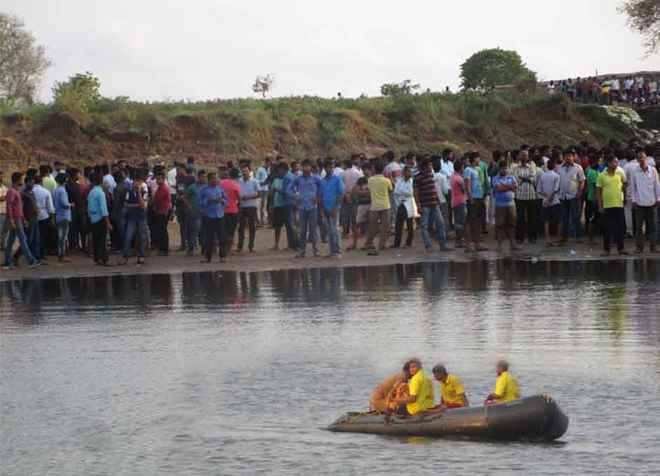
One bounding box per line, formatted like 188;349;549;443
5;0;660;102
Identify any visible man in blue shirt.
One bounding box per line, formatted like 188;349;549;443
271;162;297;251
53;173;72;262
293;159;322;258
491;161;521;252
319;159;345;257
238;165;260;253
87;172;112;266
200;172;228;263
463;154;487;252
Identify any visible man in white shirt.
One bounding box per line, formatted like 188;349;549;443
623;153;640;237
341;156;364;237
255;158;271;225
33;175;55;260
433;162;451;231
629;151;659;253
0;171;7;250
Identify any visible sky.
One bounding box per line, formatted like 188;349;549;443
4;0;660;102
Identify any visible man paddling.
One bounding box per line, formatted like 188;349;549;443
392;358;434;416
431;364;469;409
486;360;520;404
369;364;410;413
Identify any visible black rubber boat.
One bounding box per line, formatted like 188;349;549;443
327;394;568;441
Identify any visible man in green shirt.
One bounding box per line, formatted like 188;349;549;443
584;156;601;244
596;155;628;257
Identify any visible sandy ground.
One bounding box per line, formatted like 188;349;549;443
1;222;658;282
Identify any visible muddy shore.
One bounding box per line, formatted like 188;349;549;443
1;223;656;282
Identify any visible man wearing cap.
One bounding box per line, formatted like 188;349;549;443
432;364;469;409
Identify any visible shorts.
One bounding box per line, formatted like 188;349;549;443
395;404;410;416
495;206;516;227
467;198;485;222
356;204;370;225
273;206;289;228
542;204;560;224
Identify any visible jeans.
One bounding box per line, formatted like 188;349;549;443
56;220;70;257
26;217;40;259
176;205;189;250
4;222;37;266
185;212;201;252
238;207;257;251
123;218;148;258
452;204;466;231
420;206;448;249
298;208;319;256
560;198;582;239
322;210;341;255
0;214;6;249
38;218;52;259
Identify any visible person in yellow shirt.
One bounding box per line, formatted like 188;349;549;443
431;364;469;409
363;160;393;255
392;358;434;416
596;155;628;257
486;360;520;404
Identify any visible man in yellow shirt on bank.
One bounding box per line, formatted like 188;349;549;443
432;364;470;409
596;155;628;257
486;360;520;404
393;358;434;416
363;160;393;255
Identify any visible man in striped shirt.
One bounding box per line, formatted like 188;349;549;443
513;150;539;244
414;158;450;252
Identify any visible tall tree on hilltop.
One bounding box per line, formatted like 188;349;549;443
252;74;275;98
460;48;536;92
620;0;660;54
0;13;51;105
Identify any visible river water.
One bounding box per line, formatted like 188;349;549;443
1;260;660;475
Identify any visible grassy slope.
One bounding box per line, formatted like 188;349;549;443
0;91;638;170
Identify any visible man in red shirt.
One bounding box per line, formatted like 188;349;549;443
3;172;40;268
220;168;241;252
152;172;172;256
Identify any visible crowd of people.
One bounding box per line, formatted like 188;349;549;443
369;358;519;416
1;139;659;270
546;73;660;108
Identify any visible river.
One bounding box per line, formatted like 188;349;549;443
1;260;660;475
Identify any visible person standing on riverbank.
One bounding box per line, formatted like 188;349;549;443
0;172;8;251
629;151;659;254
121;174;149;266
221;169;241;252
393;166;416;248
492;161;520;252
152;172;172;256
319;159;345;258
3;173;39;269
451;160;467;248
597;155;628;257
53;173;72;262
464;154;487;252
537;159;561;247
364;160;393;255
558;149;585;245
271;162;297;251
415;158;450;252
513;150;538;244
238;165;260;253
200;172;229;263
293;159;321;258
87;173;112;266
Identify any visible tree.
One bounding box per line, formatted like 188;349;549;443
460;48;536;91
380;79;420;97
0;13;51;105
620;0;660;54
52;71;102;119
252;74;274;98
